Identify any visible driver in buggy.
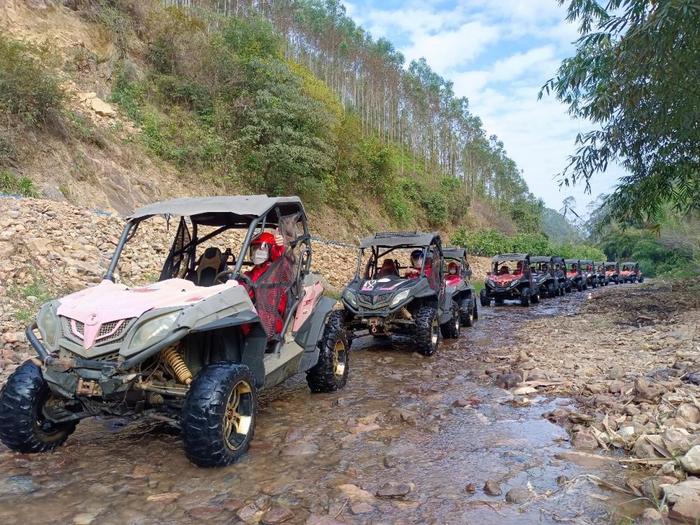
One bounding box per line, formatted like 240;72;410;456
498;265;510;275
405;249;432;279
241;231;287;336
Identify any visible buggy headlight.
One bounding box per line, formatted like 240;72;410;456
390;289;410;307
130;312;180;349
343;290;358;308
37;307;59;348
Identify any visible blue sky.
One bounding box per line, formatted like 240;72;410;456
344;0;622;215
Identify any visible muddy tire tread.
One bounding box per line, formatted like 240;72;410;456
181;362;256;468
0;361;76;453
307;310;349;393
415;306;439;356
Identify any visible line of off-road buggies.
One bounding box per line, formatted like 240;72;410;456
0;195;483;469
479;255;644;307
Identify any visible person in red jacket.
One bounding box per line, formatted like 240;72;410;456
243;231;287;336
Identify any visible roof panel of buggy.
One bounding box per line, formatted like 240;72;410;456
492;253;529;262
128;195;305;226
443;247;467;260
359;231;440;249
530;255;553;263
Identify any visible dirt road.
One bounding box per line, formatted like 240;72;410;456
4;285;672;525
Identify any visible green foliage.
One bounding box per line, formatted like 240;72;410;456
543;0;700;223
451;227;604;260
541;207;582;244
0;35;64;126
0;170;38;197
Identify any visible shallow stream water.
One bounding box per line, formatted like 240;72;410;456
0;291;637;524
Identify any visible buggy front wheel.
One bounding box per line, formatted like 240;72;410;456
182;362;256;468
415;306;439;356
0;361;77;453
307;311;349;393
441;301;461;339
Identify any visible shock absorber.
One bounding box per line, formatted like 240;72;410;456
161;346;193;385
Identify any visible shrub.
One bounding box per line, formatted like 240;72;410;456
0;170;38;197
0;35;64;126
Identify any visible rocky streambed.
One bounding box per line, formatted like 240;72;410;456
0;282;697;524
1;196;699;524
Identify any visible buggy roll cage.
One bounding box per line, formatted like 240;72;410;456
105;196;311;285
355;231;442;280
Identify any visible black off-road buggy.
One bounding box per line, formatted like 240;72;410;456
338;232;456;356
530;256;563;298
605;261;620;284
480;253;540;307
620;261;644;283
564;259;586;292
443;247;478;327
552;256;570;293
594;261;608;286
580;259;598;288
0;196;349;467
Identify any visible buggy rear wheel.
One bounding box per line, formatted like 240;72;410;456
479;289;490;307
0;361;77;453
307;310;349;393
441;302;461;339
415;306;439;356
459;297;475;327
472;298;479;320
520;288;531;307
182;362;256;468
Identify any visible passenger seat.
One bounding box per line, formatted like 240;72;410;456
195;247;226;286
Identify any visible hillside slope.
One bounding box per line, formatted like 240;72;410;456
0;0;536;241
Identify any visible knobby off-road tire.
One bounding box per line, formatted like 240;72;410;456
0;361;77;453
638;276;644;283
547;282;556;298
472;298;479;320
520;288;531;307
479;289;490;307
307;310;349;393
441;302;461;339
182;362;256;468
460;297;476;326
531;290;540;304
415;306;439;356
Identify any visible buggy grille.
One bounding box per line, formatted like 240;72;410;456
358;292;394;310
60;316;134;346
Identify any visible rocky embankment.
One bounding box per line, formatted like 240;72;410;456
0;197;489;383
479;282;700;522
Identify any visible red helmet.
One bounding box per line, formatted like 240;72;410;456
251;232;276;247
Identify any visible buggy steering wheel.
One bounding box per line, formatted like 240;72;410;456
216;272;255;301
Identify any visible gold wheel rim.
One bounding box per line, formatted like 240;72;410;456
224;380;253;450
333;340;347;378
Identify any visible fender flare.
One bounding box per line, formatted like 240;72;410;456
294;296;338;372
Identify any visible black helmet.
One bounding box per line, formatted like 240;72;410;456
410;249;423;267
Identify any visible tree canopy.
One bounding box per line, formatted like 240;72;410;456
541;0;700;224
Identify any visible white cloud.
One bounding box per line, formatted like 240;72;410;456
343;0;621;211
403;22;500;73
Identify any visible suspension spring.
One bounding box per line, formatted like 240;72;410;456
161;346;193;385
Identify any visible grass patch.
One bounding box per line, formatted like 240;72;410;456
0;170;38;197
9;278;53;324
0;34;64;126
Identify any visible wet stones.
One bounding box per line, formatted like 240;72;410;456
261;505;294;524
483;480;502;496
375;481;413;499
464;483;476;494
572;428;599;450
505;487;530;504
494;372;522;389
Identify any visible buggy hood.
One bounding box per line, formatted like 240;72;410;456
56;279;238;348
487;273;521;286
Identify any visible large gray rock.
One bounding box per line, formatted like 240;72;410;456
663;478;700;522
680;446;700;474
